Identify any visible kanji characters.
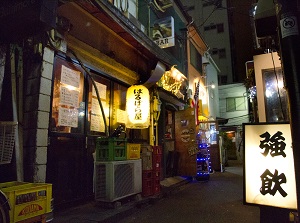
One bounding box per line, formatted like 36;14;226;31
260;169;287;197
259;131;286;157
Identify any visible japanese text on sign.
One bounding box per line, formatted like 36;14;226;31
61;65;80;88
58;107;78;128
244;123;297;209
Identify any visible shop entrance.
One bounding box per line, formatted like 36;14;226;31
46;54;129;208
46;56;95;208
46;136;94;207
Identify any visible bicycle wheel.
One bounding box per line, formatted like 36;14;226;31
0;195;9;223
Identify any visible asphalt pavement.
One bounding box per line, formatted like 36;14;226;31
118;160;260;223
52;160;261;223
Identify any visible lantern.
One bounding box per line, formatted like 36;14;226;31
126;85;150;129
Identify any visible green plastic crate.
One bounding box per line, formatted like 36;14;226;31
96;137;127;161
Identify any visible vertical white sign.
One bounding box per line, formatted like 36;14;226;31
244;123;297;209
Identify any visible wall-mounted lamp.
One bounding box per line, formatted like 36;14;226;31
203;83;215;89
170;65;187;82
209;84;216;89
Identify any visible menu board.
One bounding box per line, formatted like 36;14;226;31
58;107;78;127
90;98;106;132
92;82;106;100
57;65;81;128
61;65;80;88
60;86;79;108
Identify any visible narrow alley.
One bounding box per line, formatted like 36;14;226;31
117;160;259;223
53;160;260;223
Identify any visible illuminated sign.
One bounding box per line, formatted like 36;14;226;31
126;85;150;129
152;16;174;48
157;66;187;99
244;123;297;209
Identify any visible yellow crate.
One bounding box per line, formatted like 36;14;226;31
127;143;141;159
0;181;52;223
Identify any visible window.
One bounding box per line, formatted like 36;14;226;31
87;72;111;135
263;68;289;122
216;23;224;33
204;24;216;31
219;48;226;58
215;0;222;8
203;0;222;7
219;75;227;85
190;41;202;73
211;48;218;55
211;48;226;58
51;57;85;134
203;1;214;7
226;97;246;112
204;26;211;31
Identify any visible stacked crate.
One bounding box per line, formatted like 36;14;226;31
95;137;127;161
127;143;141;160
141;145;162;197
96;138;143;161
152;146;162;195
141;145;153;197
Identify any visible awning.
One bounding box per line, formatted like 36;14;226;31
216;117;229;125
158;88;186;107
144;61;166;88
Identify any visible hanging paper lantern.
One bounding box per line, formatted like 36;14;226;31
126;85;150;129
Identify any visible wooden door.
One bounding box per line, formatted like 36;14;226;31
174;107;197;176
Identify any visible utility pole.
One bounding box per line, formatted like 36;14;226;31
275;0;300;218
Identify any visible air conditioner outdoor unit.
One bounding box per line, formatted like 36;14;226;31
94;159;142;202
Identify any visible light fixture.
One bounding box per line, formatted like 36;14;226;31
170;65;187;82
157;65;187;98
126;85;150;129
203;83;215;89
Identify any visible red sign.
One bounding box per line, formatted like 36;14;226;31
18;204;43;216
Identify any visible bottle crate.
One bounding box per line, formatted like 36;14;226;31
127;143;141;160
152;154;162;170
96;137;127;161
142;170;154;197
153;178;161;195
152;170;161;180
152;145;162;155
0;181;52;223
141;153;152;170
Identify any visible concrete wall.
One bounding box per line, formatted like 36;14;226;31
24;46;54;182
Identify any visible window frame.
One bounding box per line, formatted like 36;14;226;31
226;96;247;112
190;41;203;73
